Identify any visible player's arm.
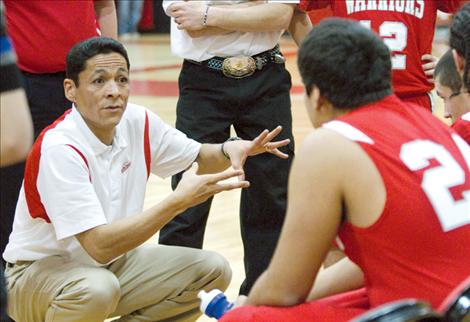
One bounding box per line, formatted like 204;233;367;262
245;129;350;306
288;9;312;46
422;54;438;84
307;257;364;300
94;0;118;40
0;17;33;167
0;89;33;166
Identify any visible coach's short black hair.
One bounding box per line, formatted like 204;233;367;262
435;50;463;93
450;2;470;91
66;37;130;86
298;18;392;109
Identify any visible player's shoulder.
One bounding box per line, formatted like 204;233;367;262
452;114;470;143
299;125;372;167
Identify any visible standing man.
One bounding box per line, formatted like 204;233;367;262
161;0;298;295
1;0;117;262
434;50;470;144
298;0;462;110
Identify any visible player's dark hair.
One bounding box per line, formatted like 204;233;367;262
297;18;392;109
450;2;470;91
435;50;463;93
66;37;130;86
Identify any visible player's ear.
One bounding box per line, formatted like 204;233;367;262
452;49;465;76
313;86;331;112
64;79;77;103
311;86;322;110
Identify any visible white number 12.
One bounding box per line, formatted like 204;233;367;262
360;20;408;70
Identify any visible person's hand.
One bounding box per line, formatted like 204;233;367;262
224;126;291;179
167;1;207;31
422;54;438;84
173;162;250;210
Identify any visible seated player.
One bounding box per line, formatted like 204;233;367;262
435;50;470;144
221;18;470;322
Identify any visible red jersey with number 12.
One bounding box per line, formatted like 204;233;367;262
299;0;460;98
324;95;470;309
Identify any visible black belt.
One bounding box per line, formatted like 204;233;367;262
186;45;285;78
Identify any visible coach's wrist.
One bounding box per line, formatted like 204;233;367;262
221;137;242;160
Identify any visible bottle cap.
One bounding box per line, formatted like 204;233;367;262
198;289;223;312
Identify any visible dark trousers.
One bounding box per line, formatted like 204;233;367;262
0;71;70;259
159;59;295;295
0;262;7;322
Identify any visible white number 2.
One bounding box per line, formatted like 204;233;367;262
360;20;408;70
400;138;470;232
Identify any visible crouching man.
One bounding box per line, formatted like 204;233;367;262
3;37;290;322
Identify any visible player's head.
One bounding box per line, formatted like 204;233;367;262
297;18;392;128
66;37;130;87
450;2;470;92
435;50;469;124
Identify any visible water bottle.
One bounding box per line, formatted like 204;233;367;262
198;289;234;319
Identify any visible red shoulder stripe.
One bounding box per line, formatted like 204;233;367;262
144;111;151;179
24;109;72;223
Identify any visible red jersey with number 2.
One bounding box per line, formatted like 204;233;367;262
326;95;470;309
299;0;460;98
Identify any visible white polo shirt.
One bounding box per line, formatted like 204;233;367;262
163;0;299;61
3;103;201;265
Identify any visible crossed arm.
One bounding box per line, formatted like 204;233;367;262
166;1;295;37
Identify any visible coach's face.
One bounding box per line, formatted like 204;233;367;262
64;52;129;145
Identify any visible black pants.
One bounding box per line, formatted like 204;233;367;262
0;72;70;258
0;262;7;322
159;59;295;295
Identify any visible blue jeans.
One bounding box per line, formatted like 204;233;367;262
118;0;144;34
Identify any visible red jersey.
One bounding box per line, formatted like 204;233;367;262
326;95;470;309
3;0;100;73
298;0;461;98
452;112;470;145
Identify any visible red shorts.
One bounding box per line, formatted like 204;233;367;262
220;288;370;322
399;93;433;111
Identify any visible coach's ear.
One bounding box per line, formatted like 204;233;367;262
63;79;77;104
452;49;465;76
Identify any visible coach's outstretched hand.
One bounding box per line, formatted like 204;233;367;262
224;126;291;179
174;163;250;210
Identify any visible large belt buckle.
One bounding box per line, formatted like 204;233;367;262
222;56;256;79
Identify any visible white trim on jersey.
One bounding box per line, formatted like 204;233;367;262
323;120;375;144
